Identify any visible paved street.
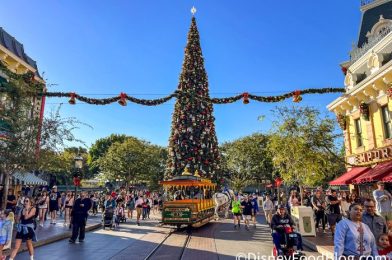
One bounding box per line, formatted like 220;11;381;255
16;214;321;260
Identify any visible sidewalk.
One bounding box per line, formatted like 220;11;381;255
302;230;334;258
3;214;102;257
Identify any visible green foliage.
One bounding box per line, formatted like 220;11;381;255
267;106;345;187
37;147;89;185
87;134;130;176
98;137;167;190
220;133;273;192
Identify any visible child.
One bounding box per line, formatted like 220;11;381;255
0;210;13;260
114;202;125;228
378;233;392;258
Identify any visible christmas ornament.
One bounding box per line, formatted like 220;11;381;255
69;93;76;105
118;92;127;106
242;92;250;104
293;90;302;103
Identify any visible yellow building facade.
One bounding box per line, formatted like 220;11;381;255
328;0;392;188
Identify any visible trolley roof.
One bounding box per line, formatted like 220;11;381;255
160;175;216;187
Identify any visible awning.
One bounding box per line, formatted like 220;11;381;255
329;167;371;186
12;172;48;186
352;161;392;184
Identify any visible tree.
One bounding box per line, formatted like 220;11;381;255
267;106;345;203
98;138;166;189
37;147;89;186
0;61;87;208
220;134;274;192
166;17;220;179
88;134;130;176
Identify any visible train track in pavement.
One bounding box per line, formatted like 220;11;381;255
143;227;192;260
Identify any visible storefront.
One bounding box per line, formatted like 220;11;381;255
11;172;48;196
327;1;392;192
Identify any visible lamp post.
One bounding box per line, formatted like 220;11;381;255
73;155;83;198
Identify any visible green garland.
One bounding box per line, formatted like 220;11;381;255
0;60;345;106
7;88;345;105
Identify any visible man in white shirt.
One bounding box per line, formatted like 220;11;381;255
263;194;274;224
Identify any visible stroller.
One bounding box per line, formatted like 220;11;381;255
103;207;115;230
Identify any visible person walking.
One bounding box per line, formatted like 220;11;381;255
373;181;392;220
232;195;242;229
37;191;49;227
63;192;74;227
241;196;254;231
126;194;135;219
334;203;378;258
135;195;144;226
250;194;259;228
6;189;16;212
9;197;37;260
263;194;274;224
362;198;386;241
69;191;92;243
311;190;326;233
49;186;61;225
59;192;66;218
15;191;26;223
91;193;99;216
325;189;342;236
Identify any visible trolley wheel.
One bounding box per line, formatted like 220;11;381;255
176;224;181;230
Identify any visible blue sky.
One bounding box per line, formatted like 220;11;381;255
1;1;361;147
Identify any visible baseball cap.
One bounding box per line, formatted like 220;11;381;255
278;204;286;209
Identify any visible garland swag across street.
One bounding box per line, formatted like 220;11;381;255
0;16;347;180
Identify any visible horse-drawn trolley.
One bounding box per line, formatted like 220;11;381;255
160;170;216;229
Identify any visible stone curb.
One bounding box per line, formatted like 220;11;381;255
3;222;102;257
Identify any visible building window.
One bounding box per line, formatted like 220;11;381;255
355;118;363;147
382;105;392;139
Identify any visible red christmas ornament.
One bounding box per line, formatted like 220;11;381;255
242;92;250;104
292;90;302;103
341;66;348;76
118;92;127;106
69;93;76;105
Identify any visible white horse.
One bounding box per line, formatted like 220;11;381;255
213;189;235;219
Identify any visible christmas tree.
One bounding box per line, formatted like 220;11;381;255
165;16;220;179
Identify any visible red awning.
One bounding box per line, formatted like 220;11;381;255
329;167;370;186
352;161;392;184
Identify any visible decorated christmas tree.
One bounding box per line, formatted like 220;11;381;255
165;15;220;179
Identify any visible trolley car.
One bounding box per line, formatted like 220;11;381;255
160;170;216;229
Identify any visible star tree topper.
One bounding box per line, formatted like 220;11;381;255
191;6;197;16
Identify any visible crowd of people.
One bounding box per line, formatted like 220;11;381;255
260;181;392;258
0;186;163;260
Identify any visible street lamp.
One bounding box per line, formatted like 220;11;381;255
73;155;83;197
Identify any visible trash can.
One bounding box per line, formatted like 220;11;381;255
290;206;316;237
